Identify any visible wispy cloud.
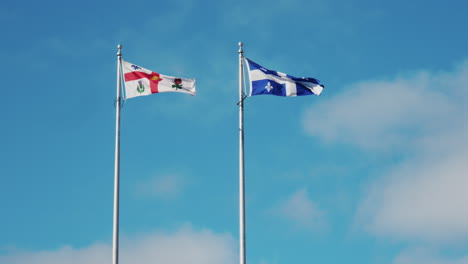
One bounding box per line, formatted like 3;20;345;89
271;188;326;231
303;72;458;151
134;173;186;199
303;59;468;244
0;225;236;264
358;145;468;243
393;247;468;264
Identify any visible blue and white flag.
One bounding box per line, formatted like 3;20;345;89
244;58;324;97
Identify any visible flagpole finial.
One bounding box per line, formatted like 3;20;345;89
117;44;122;56
238;42;243;54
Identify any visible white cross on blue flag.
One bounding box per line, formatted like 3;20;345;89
245;58;324;97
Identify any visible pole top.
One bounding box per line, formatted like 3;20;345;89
238;42;243;54
117;44;122;56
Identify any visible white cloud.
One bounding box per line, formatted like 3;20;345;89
393;248;468;264
358;144;468;242
272;188;325;230
303;59;468;243
0;225;236;264
304;71;457;151
134;173;186;199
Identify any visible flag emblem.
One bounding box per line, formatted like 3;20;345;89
137;80;145;94
265;82;273;92
172;78;183;90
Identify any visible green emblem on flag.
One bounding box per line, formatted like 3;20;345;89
137;80;145;93
172;78;183;90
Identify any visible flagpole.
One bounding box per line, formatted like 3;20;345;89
113;44;123;264
238;42;246;264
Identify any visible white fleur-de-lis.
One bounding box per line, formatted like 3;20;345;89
265;82;273;92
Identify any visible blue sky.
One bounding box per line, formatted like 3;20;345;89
1;0;468;263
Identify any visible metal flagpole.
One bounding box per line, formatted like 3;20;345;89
113;44;123;264
238;42;246;264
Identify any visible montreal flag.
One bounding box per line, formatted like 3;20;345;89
122;60;196;99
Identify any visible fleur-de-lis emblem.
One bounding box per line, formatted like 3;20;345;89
265;82;273;92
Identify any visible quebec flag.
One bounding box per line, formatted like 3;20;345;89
245;58;324;97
